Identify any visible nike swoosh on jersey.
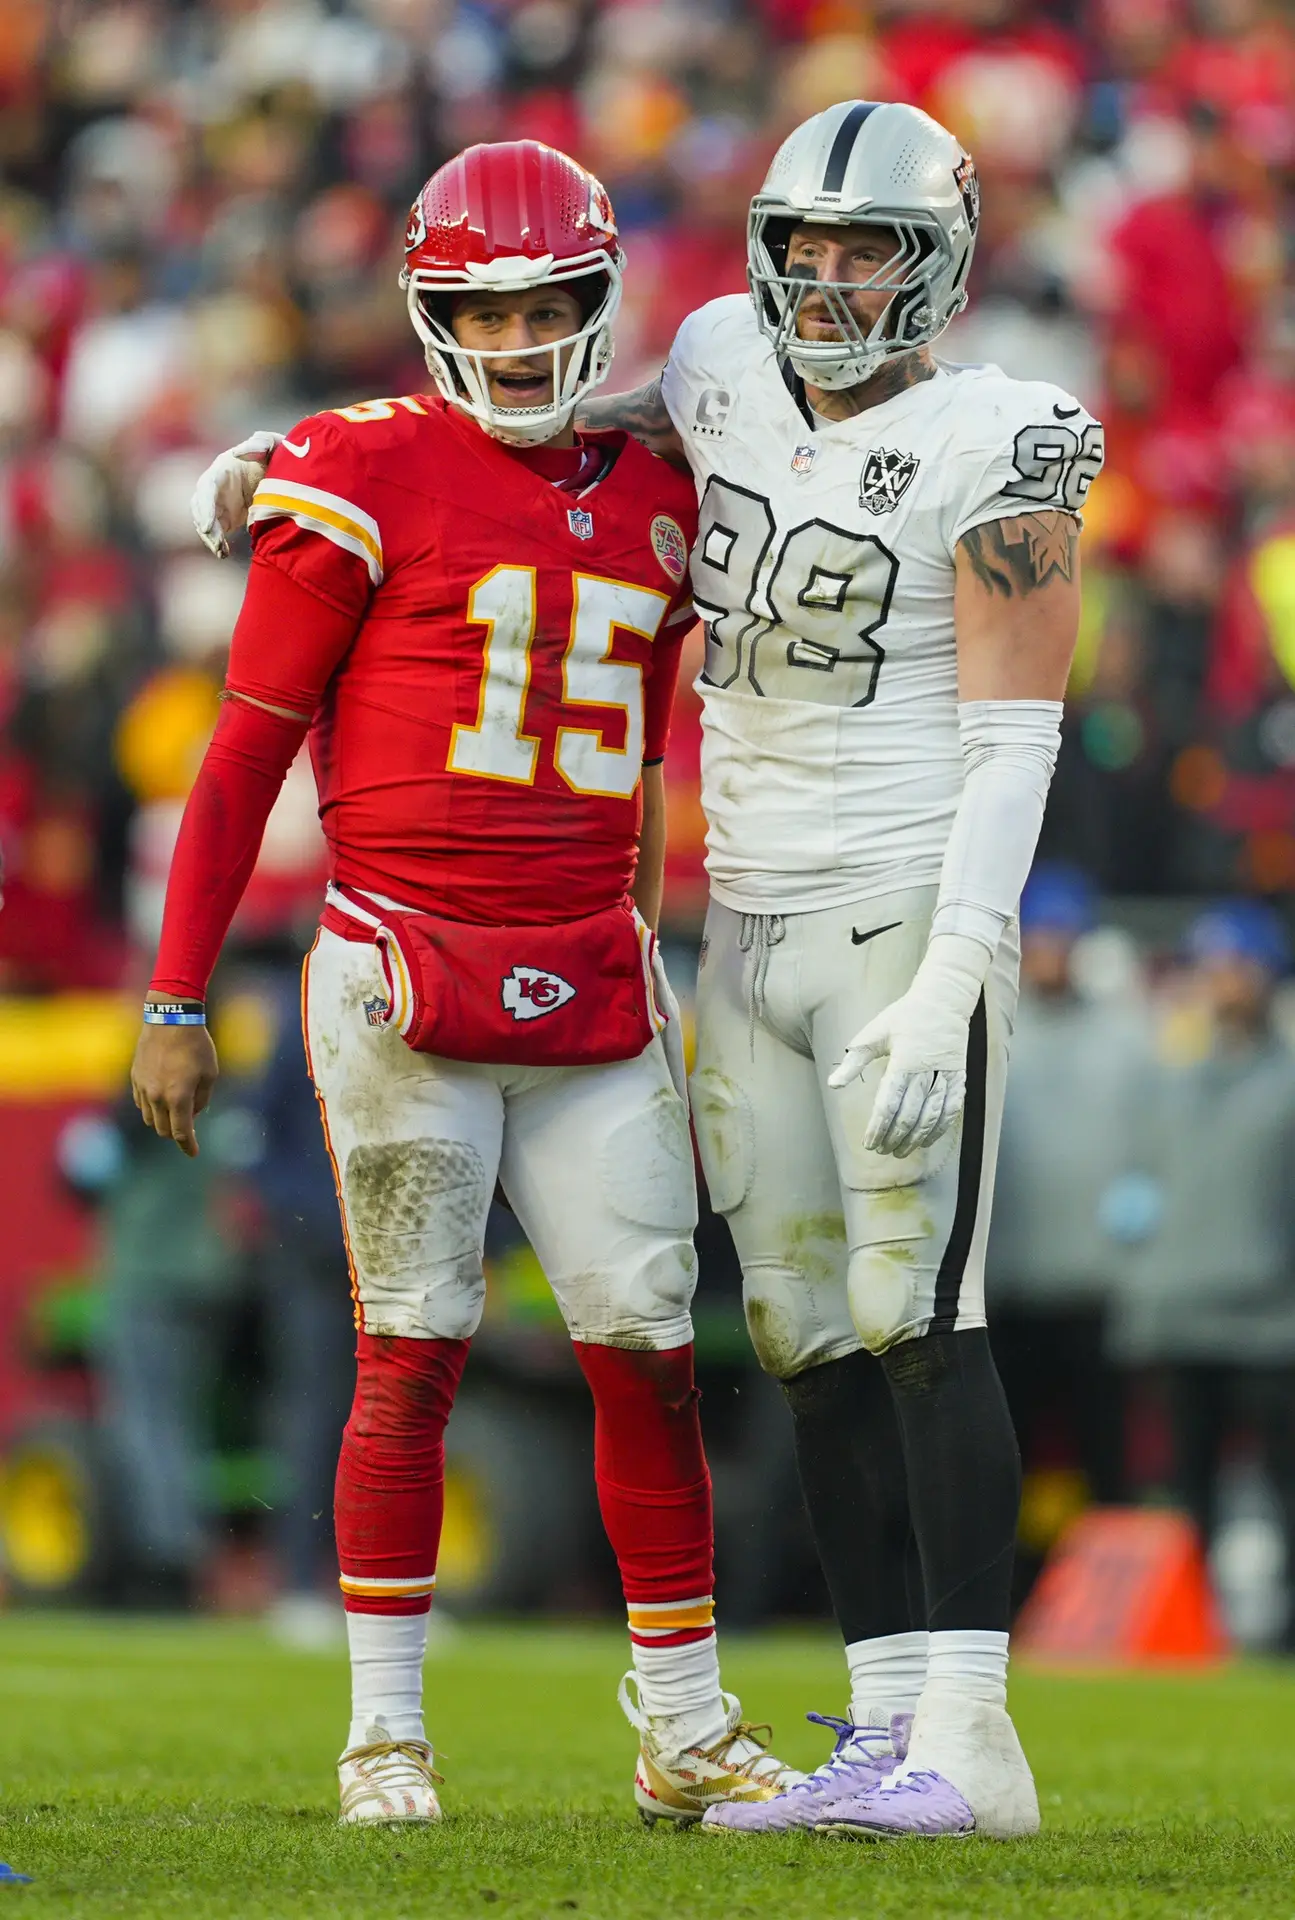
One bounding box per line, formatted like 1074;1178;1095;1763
1052;404;1081;419
281;436;311;457
851;921;902;946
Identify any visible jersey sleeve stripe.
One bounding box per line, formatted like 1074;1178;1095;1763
248;480;384;583
664;600;695;627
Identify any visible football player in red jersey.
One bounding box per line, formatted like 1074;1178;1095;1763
130;143;801;1827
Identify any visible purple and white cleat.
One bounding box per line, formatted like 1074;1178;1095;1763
816;1767;977;1840
701;1712;910;1835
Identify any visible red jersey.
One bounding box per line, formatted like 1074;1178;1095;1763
237;395;696;924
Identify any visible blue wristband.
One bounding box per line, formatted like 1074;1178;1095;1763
143;1008;207;1027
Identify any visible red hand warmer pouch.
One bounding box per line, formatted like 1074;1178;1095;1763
372;897;662;1068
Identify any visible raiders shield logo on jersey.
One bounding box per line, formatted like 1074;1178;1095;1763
860;447;920;515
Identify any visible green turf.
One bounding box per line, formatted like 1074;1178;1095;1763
2;1617;1294;1918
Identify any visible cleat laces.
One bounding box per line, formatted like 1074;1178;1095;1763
784;1713;897;1795
699;1716;785;1787
338;1737;443;1820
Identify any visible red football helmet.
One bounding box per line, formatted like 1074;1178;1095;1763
400;140;624;446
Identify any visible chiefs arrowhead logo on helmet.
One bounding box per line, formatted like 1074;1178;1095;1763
588;181;616;236
405;195;427;252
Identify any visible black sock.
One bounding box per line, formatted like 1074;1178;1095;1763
781;1347;924;1645
879;1327;1021;1633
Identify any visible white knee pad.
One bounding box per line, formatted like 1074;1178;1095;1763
556;1239;699;1350
553;1092;698;1349
597;1088;697;1232
742;1260;860;1380
690;1068;754;1215
846;1177;941;1353
342;1137;488;1340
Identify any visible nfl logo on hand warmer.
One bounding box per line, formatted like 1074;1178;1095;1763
502;965;577;1021
567;506;594;540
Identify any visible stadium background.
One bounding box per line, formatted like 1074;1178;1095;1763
0;0;1293;1654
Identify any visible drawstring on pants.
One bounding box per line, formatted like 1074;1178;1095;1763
737;912;786;1053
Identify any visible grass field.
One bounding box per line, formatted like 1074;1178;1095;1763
2;1618;1294;1918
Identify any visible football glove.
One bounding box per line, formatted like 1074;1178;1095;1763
651;942;689;1112
828;933;990;1158
191;431;282;557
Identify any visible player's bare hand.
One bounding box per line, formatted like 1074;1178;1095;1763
130;1024;219;1158
829;934;988;1158
191;431;282;557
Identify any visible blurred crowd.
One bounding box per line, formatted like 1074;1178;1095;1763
991;870;1295;1641
0;0;1292;984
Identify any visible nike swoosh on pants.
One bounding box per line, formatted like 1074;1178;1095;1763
851;921;902;947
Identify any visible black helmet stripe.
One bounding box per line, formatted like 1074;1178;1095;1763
821;101;879;195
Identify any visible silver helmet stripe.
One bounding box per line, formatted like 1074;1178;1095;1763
821;100;879;195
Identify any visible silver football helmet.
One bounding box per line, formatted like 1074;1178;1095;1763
748;100;979;391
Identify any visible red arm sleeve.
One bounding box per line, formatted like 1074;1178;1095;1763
643;602;692;764
149;560;362;1000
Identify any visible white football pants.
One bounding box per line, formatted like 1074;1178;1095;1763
690;887;1019;1374
303;928;698;1348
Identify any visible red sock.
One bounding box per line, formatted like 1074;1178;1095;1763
573;1342;715;1645
335;1332;469;1616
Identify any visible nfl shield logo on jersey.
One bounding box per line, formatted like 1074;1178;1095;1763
791;444;817;474
567;506;595;541
502;965;577;1022
859;447;920;515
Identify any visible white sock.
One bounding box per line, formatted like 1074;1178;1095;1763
924;1629;1009;1709
345;1610;429;1751
632;1631;726;1750
846;1630;929;1730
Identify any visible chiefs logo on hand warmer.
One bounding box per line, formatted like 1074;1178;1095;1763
502;966;577;1021
363;894;661;1067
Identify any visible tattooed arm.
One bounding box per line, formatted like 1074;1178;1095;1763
576;377;690;470
953;510;1082;701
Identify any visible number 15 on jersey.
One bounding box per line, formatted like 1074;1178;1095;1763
448;567;671;800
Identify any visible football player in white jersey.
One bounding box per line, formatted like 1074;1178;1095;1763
191;102;1101;1842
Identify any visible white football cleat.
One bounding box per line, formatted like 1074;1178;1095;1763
338;1727;443;1825
618;1673;806;1826
818;1686;1039;1841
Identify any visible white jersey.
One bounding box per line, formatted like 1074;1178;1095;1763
660;295;1104;914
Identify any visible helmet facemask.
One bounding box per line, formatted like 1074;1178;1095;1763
402;252;623;447
748;206;962;391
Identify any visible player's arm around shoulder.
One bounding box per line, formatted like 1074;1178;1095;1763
191;393;423;557
577;374;688;469
577;296;751;472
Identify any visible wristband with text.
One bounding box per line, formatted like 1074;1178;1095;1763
143;1001;207;1026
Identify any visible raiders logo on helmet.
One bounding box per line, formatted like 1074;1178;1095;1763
859;447;920;515
954;154;980;236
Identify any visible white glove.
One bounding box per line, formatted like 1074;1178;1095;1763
191;431;283;557
828;934;991;1158
651;943;689;1111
